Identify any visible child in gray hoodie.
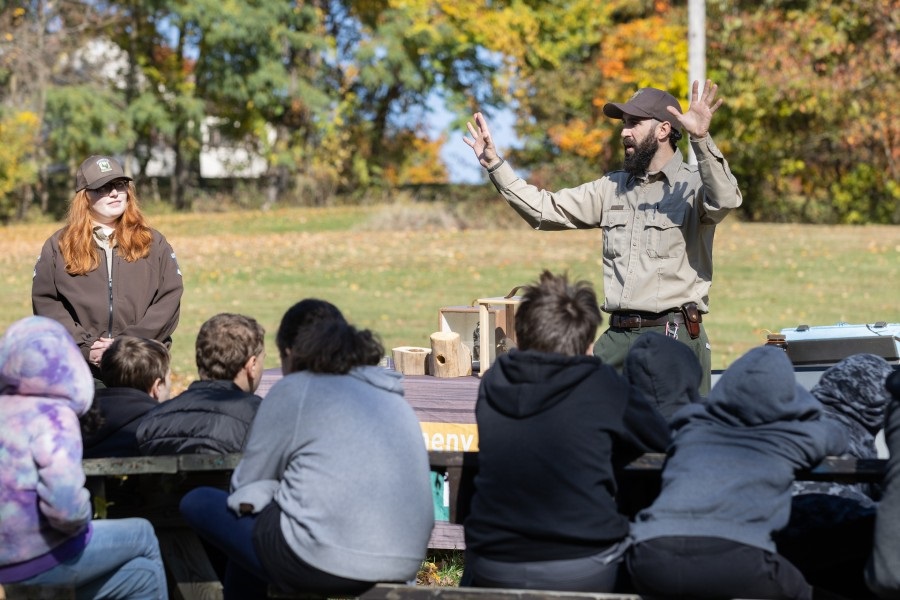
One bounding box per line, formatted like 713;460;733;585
627;345;848;600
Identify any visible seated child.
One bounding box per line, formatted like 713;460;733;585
178;299;433;599
462;270;670;593
778;354;894;599
627;345;848;600
137;313;265;455
0;316;167;598
81;335;171;458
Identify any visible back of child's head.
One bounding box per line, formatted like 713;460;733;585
100;335;169;392
514;270;601;356
1;316;93;414
195;313;266;380
289;319;384;375
276;299;345;361
624;331;703;420
705;346;820;427
810;353;894;434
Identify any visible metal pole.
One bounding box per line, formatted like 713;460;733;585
687;0;706;165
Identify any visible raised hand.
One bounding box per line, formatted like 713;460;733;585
669;79;723;139
464;112;502;169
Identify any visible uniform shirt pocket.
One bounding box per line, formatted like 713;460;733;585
601;209;630;258
645;207;686;259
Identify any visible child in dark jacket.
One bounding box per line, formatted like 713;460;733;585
462;270;670;593
81;335;170;458
778;354;894;599
627;345;848;600
137;313;265;455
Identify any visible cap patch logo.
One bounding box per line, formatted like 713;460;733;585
96;158;113;172
630;90;644;101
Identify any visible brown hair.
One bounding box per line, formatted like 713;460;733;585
514;270;602;356
100;336;170;391
58;182;153;275
196;313;266;380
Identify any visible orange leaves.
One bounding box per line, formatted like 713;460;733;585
549;120;609;160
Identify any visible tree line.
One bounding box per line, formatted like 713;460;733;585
0;0;896;224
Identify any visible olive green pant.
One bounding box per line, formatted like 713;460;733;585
593;323;711;396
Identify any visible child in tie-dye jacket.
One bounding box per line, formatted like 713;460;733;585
0;316;168;599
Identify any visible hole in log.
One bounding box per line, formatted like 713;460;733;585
437;354;446;364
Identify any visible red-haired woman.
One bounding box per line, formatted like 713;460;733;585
32;155;183;380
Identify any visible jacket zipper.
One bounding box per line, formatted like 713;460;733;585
107;253;114;337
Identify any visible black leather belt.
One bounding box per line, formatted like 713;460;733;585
609;310;686;329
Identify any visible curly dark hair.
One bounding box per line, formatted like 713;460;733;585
289;320;384;374
276;299;345;361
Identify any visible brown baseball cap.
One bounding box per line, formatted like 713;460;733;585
75;155;132;192
603;88;682;129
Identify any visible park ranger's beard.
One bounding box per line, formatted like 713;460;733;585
623;134;659;177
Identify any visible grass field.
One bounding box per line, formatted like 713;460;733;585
2;203;897;393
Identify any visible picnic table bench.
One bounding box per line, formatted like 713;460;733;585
82;450;888;553
270;583;646;599
8;451;876;600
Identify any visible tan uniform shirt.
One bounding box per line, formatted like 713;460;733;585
488;135;742;314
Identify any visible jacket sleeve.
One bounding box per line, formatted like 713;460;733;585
487;161;606;231
31;237;94;358
123;232;182;343
691;135;743;224
32;408;92;534
228;379;295;514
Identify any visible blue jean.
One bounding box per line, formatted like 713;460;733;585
21;518;167;600
179;487;269;600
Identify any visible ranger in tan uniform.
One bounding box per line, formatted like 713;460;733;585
465;80;742;394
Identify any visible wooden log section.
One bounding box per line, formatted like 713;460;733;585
429;331;472;378
392;346;431;375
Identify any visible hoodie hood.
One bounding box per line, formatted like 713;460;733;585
811;353;894;434
481;349;601;418
350;364;406;396
624;331;702;421
0;316;94;416
703;346;821;427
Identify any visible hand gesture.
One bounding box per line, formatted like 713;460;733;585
669;79;723;139
464;112;502;170
89;336;114;367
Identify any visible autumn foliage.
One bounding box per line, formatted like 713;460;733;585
0;0;896;224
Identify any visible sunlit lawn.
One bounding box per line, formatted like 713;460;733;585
2;205;897;393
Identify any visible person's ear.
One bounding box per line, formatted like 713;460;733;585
244;354;257;376
149;377;164;400
655;120;671;142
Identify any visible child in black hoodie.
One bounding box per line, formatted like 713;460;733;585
461;270;670;592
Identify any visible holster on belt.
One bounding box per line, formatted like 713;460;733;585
681;302;702;339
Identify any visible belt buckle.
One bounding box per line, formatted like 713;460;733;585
621;313;641;328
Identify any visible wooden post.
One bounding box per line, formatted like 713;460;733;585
429;331;471;377
392;346;431;375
